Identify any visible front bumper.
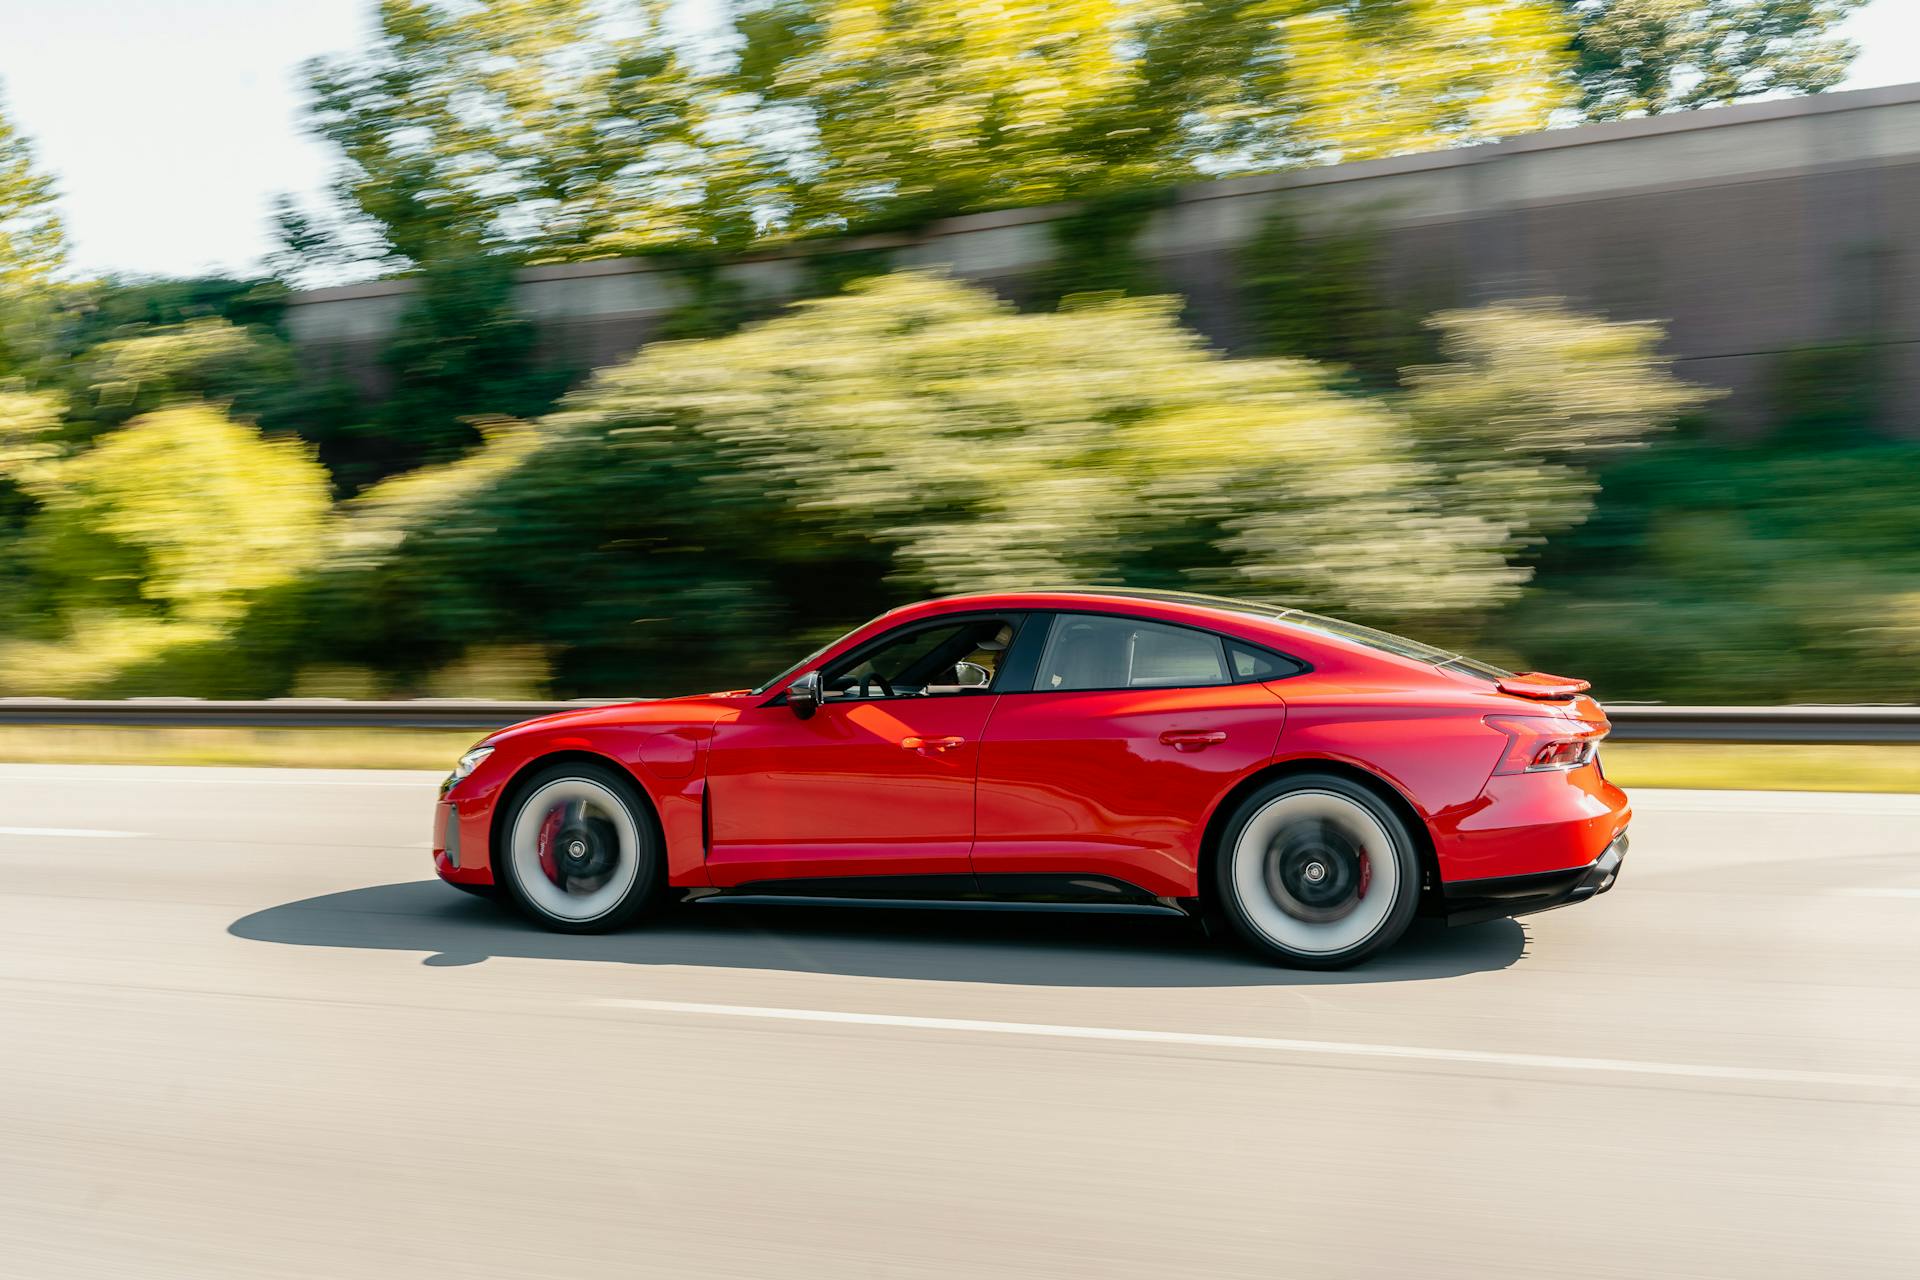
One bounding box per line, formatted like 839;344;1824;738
434;797;495;888
1442;831;1627;927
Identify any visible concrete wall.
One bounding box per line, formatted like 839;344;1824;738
286;81;1920;430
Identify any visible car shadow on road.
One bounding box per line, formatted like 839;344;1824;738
229;880;1527;988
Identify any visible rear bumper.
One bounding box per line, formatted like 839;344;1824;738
1442;831;1627;927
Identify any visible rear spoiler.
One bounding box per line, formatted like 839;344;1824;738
1496;671;1591;700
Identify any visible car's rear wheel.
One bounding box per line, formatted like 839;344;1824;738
497;762;661;933
1214;773;1420;969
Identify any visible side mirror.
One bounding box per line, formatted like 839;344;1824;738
788;670;823;720
954;660;991;688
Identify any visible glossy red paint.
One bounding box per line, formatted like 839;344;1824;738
433;590;1630;904
705;694;994;884
973;683;1287;898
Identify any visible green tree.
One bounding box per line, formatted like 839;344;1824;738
1566;0;1866;118
1239;210;1438;386
733;0;1576;233
75;319;289;430
0;403;336;694
352;252;571;486
0;83;68;384
301;0;1584;265
1399;298;1716;560
300;0;741;266
255;270;1702;696
0;389;61;591
25;403;333;622
0;84;65;292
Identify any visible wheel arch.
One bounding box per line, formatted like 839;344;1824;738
1197;758;1441;912
487;748;667;877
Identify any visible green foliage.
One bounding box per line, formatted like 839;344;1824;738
0;85;68;384
735;0;1576;235
351;253;570;487
0;388;61;482
1506;435;1920;703
168;271;1690;698
647;253;758;342
75;319;289;429
301;0;739;265
24;404;332;623
1399;298;1717;549
0;390;62;609
1769;343;1884;449
799;245;898;299
1038;190;1171;306
1503;335;1920;702
0;84;65;292
1276;0;1576;162
1239;208;1436;386
1566;0;1867;119
66;275;290;347
297;0;1586;267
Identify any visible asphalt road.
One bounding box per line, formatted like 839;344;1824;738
2;764;1918;1279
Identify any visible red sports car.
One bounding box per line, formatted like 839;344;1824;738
433;590;1628;968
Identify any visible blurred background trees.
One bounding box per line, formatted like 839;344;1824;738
0;2;1910;702
283;0;1867;268
1566;0;1867;118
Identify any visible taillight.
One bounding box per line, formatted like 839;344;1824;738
1485;714;1605;775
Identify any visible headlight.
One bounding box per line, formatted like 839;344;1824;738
444;745;495;792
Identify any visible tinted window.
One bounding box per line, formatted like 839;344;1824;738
1279;610;1508;679
1038;615;1229;691
1228;641;1298;681
1022;589;1505;681
821;616;1018;700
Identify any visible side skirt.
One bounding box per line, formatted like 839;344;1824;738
683;873;1192;918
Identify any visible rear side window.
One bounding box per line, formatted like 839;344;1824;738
1037;615;1232;690
1228;641;1301;681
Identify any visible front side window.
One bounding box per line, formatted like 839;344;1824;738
1036;615;1231;691
820;616;1019;700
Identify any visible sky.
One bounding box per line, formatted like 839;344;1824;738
1;0;1917;280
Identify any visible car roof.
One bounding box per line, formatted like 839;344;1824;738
913;588;1507;681
924;587;1301;627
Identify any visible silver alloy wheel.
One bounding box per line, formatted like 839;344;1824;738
1229;788;1400;957
508;777;642;924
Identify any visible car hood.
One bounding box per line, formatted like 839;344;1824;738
489;691;753;740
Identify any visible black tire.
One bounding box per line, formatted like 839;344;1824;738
1212;773;1421;969
494;760;663;934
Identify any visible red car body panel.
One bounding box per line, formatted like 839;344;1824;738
972;683;1289;898
434;591;1630;907
705;694;993;884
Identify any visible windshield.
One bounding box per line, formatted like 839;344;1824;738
751;625;863;695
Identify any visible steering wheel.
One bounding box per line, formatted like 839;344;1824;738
859;673;896;699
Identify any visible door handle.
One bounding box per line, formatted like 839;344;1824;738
1160;729;1227;752
901;735;966;753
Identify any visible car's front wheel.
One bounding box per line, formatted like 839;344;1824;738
1214;774;1421;969
496;761;662;933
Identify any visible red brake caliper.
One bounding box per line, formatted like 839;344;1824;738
537;807;563;884
1357;847;1371;899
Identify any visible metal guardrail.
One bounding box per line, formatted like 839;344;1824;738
2;698;1919;743
0;699;620;731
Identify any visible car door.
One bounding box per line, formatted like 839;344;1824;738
704;612;1027;887
972;611;1292;899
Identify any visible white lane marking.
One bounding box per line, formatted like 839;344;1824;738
594;998;1916;1091
0;826;145;839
